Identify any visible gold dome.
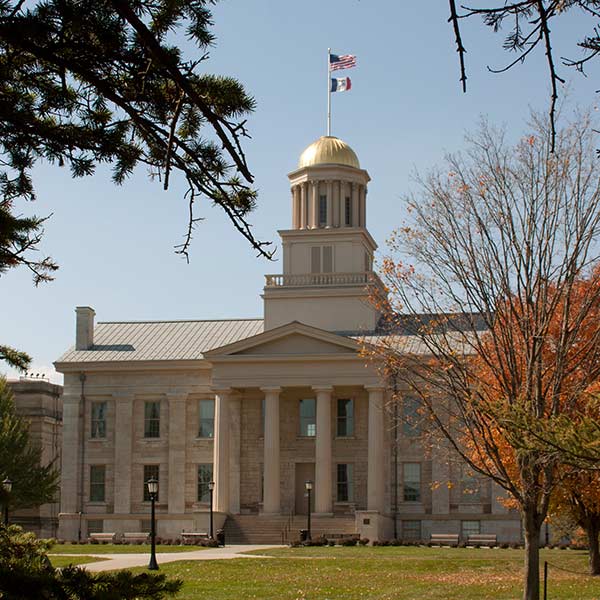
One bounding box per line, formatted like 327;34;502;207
298;136;360;169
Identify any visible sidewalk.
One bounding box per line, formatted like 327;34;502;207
55;544;284;572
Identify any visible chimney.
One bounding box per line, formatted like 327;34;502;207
75;306;95;350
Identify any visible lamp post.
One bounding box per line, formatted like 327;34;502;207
208;480;215;539
305;480;313;541
2;478;12;526
146;477;159;570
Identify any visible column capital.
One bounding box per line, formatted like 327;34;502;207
312;385;334;393
260;386;282;394
211;387;233;395
365;385;386;393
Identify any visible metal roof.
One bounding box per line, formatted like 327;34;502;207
56;319;264;364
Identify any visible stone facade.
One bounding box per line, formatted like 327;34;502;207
54;136;522;543
7;378;63;538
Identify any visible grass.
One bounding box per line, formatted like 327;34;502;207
49;543;206;554
130;546;600;599
49;555;108;568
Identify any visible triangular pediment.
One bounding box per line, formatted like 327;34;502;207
204;321;360;359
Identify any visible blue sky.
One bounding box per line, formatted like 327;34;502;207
2;1;599;382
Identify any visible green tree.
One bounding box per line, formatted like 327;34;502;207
0;525;182;599
0;376;58;511
0;0;272;371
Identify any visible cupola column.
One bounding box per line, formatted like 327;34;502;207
292;186;300;229
300;183;307;229
333;181;341;228
310;181;318;229
360;186;367;228
352;183;359;227
326;181;333;228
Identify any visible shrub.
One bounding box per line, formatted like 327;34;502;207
340;537;357;546
390;539;401;546
359;538;369;546
328;540;335;547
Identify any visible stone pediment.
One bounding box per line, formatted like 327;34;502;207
203;321;360;359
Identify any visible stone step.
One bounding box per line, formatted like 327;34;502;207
224;514;356;544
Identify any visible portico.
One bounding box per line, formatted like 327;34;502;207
204;321;389;519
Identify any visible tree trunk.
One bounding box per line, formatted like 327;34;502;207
585;517;600;576
523;509;541;600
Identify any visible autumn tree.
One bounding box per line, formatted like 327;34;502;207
0;0;271;371
367;110;600;600
550;471;600;575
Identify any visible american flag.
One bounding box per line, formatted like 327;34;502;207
329;53;356;71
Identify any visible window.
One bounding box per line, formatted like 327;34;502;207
337;399;354;436
403;463;421;502
402;396;421;437
461;520;481;539
87;519;103;534
91;401;107;439
299;399;316;436
198;399;215;438
402;520;421;541
197;464;213;502
144;401;160;438
460;467;481;502
140;520;152;533
89;465;105;502
337;464;354;502
143;465;160;502
345;196;352;225
319;194;327;226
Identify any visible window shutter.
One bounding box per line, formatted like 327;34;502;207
323;246;333;272
311;246;321;273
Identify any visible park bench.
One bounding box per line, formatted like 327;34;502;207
430;533;459;547
467;534;497;547
181;531;210;545
122;532;149;543
88;532;116;543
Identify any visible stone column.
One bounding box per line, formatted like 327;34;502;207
314;386;333;514
113;393;133;514
167;394;187;514
229;396;241;514
213;389;231;513
261;387;281;513
351;183;359;227
367;386;385;512
326;181;333;228
300;183;307;229
310;181;318;228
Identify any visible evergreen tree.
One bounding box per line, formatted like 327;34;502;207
0;0;272;370
0;376;58;511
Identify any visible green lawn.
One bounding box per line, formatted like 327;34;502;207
132;546;600;600
49;555;108;568
49;543;205;554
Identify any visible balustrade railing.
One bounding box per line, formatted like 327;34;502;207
265;271;378;288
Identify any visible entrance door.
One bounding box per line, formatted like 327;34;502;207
295;462;315;514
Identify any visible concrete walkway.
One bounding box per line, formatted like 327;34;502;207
55;545;285;572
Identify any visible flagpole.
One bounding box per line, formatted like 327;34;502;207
327;47;331;136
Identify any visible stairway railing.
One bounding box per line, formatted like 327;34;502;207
281;508;295;545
